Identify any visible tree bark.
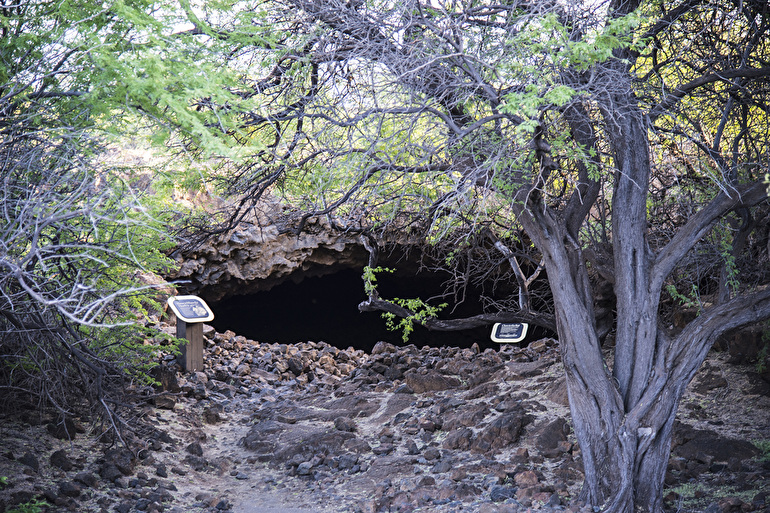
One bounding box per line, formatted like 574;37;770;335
519;73;770;509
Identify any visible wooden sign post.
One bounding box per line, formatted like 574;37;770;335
490;322;529;343
167;295;215;372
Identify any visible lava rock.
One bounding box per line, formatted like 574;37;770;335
18;451;40;472
50;449;74;471
405;370;461;393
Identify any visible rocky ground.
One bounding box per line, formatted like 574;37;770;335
1;323;769;513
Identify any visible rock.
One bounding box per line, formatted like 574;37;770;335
533;417;570;457
288;356;305;375
544;375;570;406
432;459;453;473
216;498;232;510
153;393;178;410
152;365;181;392
674;429;760;463
405;370;461;393
717;496;746;512
479;504;519;513
490;485;518;502
168;203;364;302
58;480;81;498
73;472;98;488
443;428;473;451
334;417;357;432
115;502;133;513
443;403;490;431
50;449;74;471
422;447;441;461
372;341;397;355
99;463;123;483
723;325;767;363
472;409;532;453
506;360;550;379
155;464;168;478
18;451;40;472
296;461;313;475
692;365;728;393
450;468;467;481
514;470;539;487
203;404;225;424
47;416;78;440
102;448;136;477
184;454;208;471
186;442;204;457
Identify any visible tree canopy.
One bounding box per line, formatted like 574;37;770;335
0;0;176;433
142;0;770;511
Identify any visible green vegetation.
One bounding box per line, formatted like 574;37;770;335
6;500;48;513
383;298;448;343
0;0;185;429
754;440;770;463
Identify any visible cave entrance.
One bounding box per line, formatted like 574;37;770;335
209;268;500;353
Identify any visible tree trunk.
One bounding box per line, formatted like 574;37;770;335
520;194;708;512
563;337;681;513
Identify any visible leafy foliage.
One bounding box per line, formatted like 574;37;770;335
382;298;448;343
0;0;179;425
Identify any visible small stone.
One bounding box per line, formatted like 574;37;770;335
115;503;132;513
103;448;136;476
288;356;305;375
50;449;74;471
155;465;168;478
514;470;539;487
135;498;152;511
423;447;441;461
431;460;453;473
153;394;177;410
490;485;517;502
73;472;98;488
186;442;203;456
417;476;435;486
334;417;357;432
18;452;40;472
297;462;313;475
98;463;123;483
58;480;81;498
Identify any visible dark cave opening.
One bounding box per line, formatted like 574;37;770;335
210;268;543;353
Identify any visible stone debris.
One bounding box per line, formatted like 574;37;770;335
0;324;769;513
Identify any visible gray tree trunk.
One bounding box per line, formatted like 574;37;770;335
519;90;770;511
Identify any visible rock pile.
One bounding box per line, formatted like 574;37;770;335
0;323;768;513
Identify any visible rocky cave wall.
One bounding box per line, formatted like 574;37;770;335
170;215;369;302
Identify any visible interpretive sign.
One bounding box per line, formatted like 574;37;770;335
167;295;214;323
490;322;528;343
167;295;214;372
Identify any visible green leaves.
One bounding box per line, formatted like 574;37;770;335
383;298;448;343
